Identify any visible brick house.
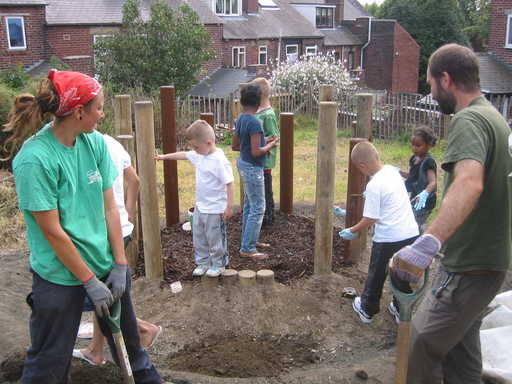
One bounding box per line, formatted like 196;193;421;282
0;0;420;95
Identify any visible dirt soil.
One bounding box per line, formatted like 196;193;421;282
1;212;509;383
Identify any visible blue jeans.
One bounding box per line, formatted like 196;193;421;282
237;158;265;253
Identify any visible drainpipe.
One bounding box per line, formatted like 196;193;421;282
360;17;372;70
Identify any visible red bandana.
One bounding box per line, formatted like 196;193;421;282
48;69;102;116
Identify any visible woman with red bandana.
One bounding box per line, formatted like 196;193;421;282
4;70;162;383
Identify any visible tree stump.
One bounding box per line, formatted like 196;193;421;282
256;269;275;287
222;269;238;286
238;270;256;287
202;274;219;288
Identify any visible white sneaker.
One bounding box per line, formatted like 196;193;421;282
206;266;225;277
352;296;373;323
192;265;209;276
388;301;400;324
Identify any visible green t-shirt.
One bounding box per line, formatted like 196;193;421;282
441;96;512;273
255;107;279;170
13;123;117;286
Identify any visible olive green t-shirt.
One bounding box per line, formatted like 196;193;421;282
13;123;117;286
441;96;511;272
255;107;279;170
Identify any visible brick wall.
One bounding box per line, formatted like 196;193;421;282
362;20;394;90
0;5;46;70
391;22;419;93
202;24;224;78
223;38;279;70
46;25;95;75
489;0;512;66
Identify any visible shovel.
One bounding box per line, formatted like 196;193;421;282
105;301;135;384
389;269;429;384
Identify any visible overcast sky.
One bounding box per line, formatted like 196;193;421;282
358;0;385;5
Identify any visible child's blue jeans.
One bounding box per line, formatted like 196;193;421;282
237;158;265;253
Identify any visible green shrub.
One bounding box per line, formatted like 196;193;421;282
0;65;30;90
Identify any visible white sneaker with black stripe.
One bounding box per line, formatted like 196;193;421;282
352;296;373;324
388;301;400;324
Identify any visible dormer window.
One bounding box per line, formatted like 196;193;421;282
506;14;512;48
316;7;334;29
216;0;240;15
6;16;26;50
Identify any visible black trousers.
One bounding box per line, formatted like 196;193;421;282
361;236;417;316
262;171;275;226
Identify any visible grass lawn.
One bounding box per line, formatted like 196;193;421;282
156;114;446;221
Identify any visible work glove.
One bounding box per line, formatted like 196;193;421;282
105;263;129;301
389;234;441;283
84;276;114;318
333;206;347;217
413;190;429;210
339;228;359;240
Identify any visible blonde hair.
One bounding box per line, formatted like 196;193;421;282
351;141;380;166
2;79;61;160
185;120;215;143
250;77;271;99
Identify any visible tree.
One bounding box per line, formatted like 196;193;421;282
95;0;214;94
363;2;381;17
458;0;490;51
379;0;468;93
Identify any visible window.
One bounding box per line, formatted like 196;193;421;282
348;50;355;70
316;7;334;29
286;44;298;63
6;16;26;50
507;15;512;48
258;45;267;65
216;0;240;15
305;46;317;57
232;46;246;67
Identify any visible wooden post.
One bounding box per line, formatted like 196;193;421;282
314;101;338;275
114;95;133;136
355;93;373;140
134;101;163;280
200;112;214;127
117;134;139;269
320;85;335;102
344;138;368;264
160;86;180;226
280;112;294;214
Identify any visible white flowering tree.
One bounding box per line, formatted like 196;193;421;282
269;52;359;107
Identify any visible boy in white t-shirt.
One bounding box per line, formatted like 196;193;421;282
339;141;419;324
156;120;234;277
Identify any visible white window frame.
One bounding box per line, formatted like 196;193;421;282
6;16;26;50
232;46;246;68
305;45;317;57
214;0;241;16
286;44;298;63
506;14;512;48
258;45;267;65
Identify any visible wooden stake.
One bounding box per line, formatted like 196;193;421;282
114;95;133;136
238;269;256;287
355;93;373;140
221;269;238;286
314;101;338;275
256;269;275;287
160;86;180;226
280;112;294;214
320;85;335;102
134;101;163;280
200;112;214;127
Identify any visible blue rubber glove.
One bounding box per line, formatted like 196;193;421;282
389;234;441;283
333;206;346;217
339;228;359;240
413;190;429;210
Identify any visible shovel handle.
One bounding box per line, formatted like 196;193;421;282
389;268;429;322
112;331;135;384
395;321;411;384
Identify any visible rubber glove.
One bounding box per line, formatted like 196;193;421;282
105;263;129;301
84;276;114;318
339;228;359;240
413;190;429;210
389;234;441;283
333;206;347;217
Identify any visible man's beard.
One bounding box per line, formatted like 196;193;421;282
434;81;457;115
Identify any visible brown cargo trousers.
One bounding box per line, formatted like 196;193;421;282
407;265;506;384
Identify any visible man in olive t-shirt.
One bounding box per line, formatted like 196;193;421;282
389;44;511;384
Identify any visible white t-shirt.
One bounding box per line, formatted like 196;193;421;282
363;165;419;242
186;148;234;214
103;134;134;238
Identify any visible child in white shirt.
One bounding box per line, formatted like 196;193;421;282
156;120;234;277
339;141;419;323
